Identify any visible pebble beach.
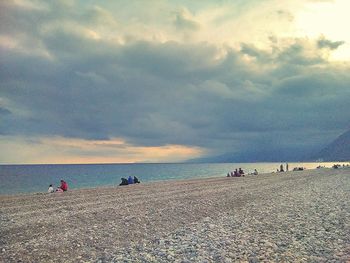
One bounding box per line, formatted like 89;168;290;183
0;168;349;262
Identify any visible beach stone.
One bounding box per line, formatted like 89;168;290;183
1;168;350;262
203;217;211;223
208;224;215;229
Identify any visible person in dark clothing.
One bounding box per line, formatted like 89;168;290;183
280;164;284;172
239;168;245;176
119;178;128;186
134;176;140;183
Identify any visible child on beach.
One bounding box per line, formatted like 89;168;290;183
48;184;54;193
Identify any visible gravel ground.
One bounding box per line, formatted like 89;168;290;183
0;168;349;262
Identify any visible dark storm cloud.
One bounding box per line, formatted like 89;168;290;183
0;107;11;115
1;1;349;159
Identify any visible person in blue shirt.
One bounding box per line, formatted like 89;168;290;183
128;175;134;184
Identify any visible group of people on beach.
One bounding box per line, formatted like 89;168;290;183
332;164;349;169
227;168;246;177
277;163;289;172
48;180;68;193
47;176;141;193
119;176;140;186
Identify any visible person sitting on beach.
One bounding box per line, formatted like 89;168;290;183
239;168;245;176
48;184;54;193
134;176;140;183
253;169;258;175
60;180;68;191
56;187;63;193
128;175;134;184
234;169;239;177
293;167;304;171
119;178;128;186
227;172;230;177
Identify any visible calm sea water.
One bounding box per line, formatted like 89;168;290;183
0;162;348;195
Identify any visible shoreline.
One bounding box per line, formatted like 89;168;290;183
1;168;349;262
1;162;350;196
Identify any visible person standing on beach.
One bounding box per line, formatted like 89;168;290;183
286;163;289;171
280;164;284;172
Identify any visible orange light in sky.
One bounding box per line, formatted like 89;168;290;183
0;136;205;164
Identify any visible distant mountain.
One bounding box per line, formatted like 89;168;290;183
311;129;350;161
188;129;350;163
187;149;305;163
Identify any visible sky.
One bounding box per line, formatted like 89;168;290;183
0;0;350;164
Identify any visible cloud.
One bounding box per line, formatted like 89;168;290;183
2;34;350;155
276;10;294;21
174;9;200;31
1;0;350;163
0;136;205;164
0;107;11;116
317;36;345;50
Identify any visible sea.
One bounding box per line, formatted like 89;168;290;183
0;162;348;195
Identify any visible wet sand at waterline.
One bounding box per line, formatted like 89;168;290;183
1;168;349;262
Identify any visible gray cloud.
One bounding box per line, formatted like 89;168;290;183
0;107;11;116
317;37;345;50
174;11;200;31
1;1;349;160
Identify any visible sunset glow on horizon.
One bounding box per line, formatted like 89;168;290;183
0;136;205;164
